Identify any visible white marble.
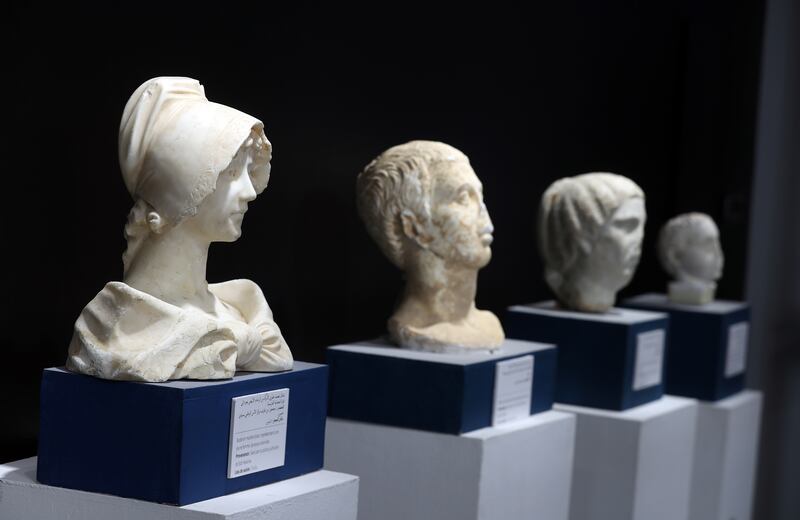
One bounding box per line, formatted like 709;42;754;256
67;77;292;381
356;140;504;352
658;212;724;305
538;172;646;312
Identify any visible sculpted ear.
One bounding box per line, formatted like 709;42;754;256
147;211;166;234
400;209;433;248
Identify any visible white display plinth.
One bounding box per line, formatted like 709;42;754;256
0;457;359;520
556;396;698;520
689;390;762;520
325;410;575;520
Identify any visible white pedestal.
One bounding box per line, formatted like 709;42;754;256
0;457;359;520
689;390;762;520
325;410;576;520
556;396;698;520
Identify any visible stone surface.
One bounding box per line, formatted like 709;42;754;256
67;77;292;381
356;140;504;352
658;212;724;305
538;172;646;313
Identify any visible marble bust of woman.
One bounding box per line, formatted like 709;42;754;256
356;140;504;352
66;77;293;382
538;172;646;313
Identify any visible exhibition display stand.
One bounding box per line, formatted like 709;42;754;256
324;338;575;520
37;363;329;505
556;396;698;520
506;301;669;410
506;301;701;520
0;456;359;520
622;293;750;400
622;293;762;520
688;390;762;520
14;361;363;519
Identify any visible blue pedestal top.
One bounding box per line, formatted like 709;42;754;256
622;293;750;401
37;362;327;505
327;338;557;434
505;301;669;410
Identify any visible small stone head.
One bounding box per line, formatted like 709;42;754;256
538;172;645;312
658;212;724;284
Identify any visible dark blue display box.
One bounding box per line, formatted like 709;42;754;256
327;338;557;434
622;293;750;401
505;301;669;411
37;362;327;505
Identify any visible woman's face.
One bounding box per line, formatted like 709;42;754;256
183;152;258;242
425;159;494;269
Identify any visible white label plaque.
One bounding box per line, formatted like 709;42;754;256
725;322;749;377
492;355;534;426
227;388;289;479
633;329;665;391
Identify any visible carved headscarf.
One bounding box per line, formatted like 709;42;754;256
119;77;271;223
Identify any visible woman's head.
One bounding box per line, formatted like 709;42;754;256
119;77;271;273
119;77;271;223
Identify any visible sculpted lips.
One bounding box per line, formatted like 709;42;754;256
480;224;494;246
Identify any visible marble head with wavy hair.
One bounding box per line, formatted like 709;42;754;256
356;140;504;352
538;172;646;312
356;140;468;269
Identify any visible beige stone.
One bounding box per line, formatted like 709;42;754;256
356;141;504;352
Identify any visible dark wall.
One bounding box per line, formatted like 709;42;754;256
3;2;763;462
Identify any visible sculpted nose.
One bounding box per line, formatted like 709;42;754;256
481;204;494;234
240;173;257;203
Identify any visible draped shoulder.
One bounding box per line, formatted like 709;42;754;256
209;279;293;372
66;280;292;382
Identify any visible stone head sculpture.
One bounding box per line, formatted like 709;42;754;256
658;212;724;305
66;77;293;381
538;172;645;312
356;140;504;352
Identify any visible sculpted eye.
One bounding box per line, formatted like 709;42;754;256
613;217;640;232
456;190;471;205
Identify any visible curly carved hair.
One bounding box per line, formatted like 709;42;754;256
356;140;468;269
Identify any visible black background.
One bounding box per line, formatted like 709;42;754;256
4;2;763;464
